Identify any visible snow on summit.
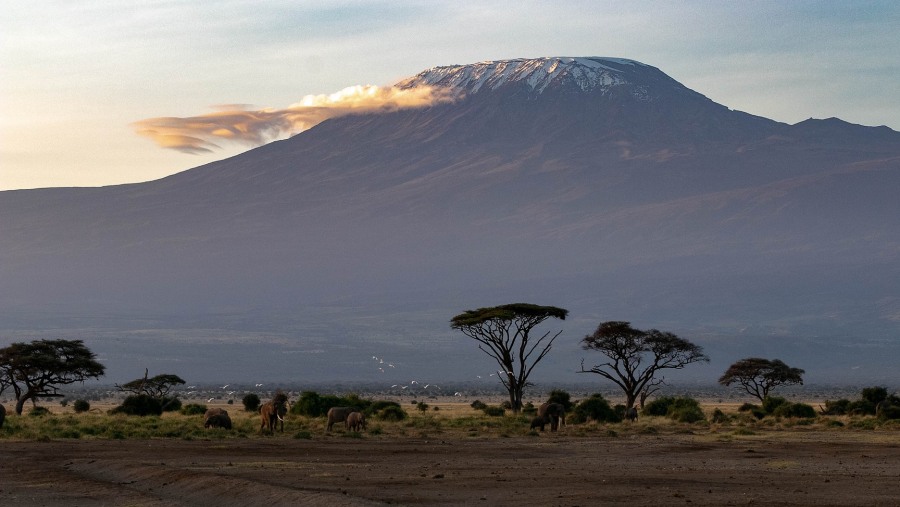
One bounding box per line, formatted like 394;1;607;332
397;57;654;95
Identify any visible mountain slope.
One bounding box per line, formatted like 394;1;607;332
2;57;899;383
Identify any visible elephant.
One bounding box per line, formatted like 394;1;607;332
537;402;566;432
346;411;367;432
530;415;549;431
203;408;232;429
260;392;290;433
0;403;5;429
326;406;355;432
625;407;638;422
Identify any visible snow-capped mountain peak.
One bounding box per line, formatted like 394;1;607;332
396;57;663;96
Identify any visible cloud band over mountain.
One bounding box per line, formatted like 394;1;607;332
133;85;456;153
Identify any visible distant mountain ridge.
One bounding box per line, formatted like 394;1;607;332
1;57;899;384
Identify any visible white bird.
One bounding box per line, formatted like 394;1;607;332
207;398;215;403
476;376;482;379
255;383;264;387
221;384;229;389
454;392;462;397
400;386;408;390
424;384;430;389
391;385;398;388
378;368;384;373
388;363;395;368
410;380;418;384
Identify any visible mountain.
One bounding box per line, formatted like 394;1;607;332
2;57;899;386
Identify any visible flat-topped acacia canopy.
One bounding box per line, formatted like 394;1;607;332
450;303;568;328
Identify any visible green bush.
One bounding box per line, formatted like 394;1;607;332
737;402;759;412
161;397;181;412
643;396;676;417
861;386;888;405
73;399;91;413
242;393;261;412
573;394;620;423
180;403;207;416
28;406;51;417
547;389;574;412
877;404;900;420
711;408;729;423
482;406;506;417
470;400;487;410
378;405;407;421
368;400;401;416
416;402;429;413
821;399;851;415
667;397;706;423
848;400;876;415
762;396;788;414
110;394;162;416
773;402;816;419
292;391;324;416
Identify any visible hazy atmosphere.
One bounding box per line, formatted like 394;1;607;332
2;2;899;392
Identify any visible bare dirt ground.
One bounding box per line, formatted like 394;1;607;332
2;430;899;506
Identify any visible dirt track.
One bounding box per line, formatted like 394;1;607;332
2;431;898;506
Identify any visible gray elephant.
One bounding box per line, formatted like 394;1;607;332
530;415;549;431
346;411;367;431
203;408;232;429
537;402;566;431
260;392;290;433
0;403;5;429
326;406;355;432
625;407;638;422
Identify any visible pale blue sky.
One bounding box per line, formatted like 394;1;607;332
2;1;898;190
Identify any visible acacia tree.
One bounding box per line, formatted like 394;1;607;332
718;358;804;402
451;303;568;413
0;339;105;415
116;369;185;404
579;321;709;410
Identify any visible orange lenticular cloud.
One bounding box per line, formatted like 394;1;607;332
133;85;457;153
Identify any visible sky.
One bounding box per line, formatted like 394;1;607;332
2;1;899;191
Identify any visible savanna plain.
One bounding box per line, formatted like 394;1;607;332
2;399;899;507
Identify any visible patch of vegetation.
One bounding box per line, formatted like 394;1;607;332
110;395;163;416
643;396;705;423
571;393;619;423
242;393;261;412
772;402;816;419
481;405;506;417
180;403;207;416
28;406;51;417
470;400;487;410
73;399;91;413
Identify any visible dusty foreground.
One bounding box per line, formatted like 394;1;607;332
2;432;898;507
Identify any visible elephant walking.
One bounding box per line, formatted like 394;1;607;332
346;411;367;432
326;406;354;432
537;402;566;431
625;407;638;422
203;408;232;429
260;392;290;433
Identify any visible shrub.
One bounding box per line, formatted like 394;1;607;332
292;391;324;417
737;402;759;412
242;393;261;412
470;400;487;410
417;402;429;413
711;408;729;423
482;406;506;417
762;396;788;414
28;406;51;417
848;400;876;415
861;386;888;405
522;402;536;415
180;403;207;416
773;402;816;419
667;397;706;423
368;400;401;416
110;394;162;416
547;389;574;412
73;399;91;413
573;394;620;423
821;399;851;415
643;396;676;417
161;397;182;412
877;404;900;420
378;405;407;421
499;400;512;410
